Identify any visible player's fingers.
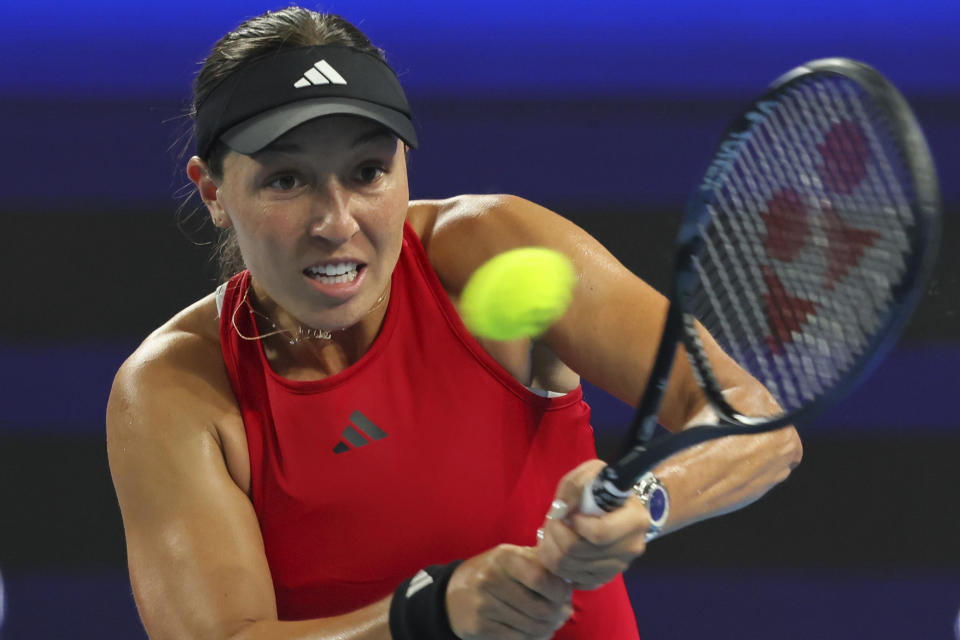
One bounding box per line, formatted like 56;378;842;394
536;518;572;577
539;499;649;562
538;507;649;590
479;582;573;638
450;545;568;640
462;546;572;638
551;459;608;515
537;521;620;578
482;576;572;626
538;525;634;586
569;497;652;547
502;545;573;606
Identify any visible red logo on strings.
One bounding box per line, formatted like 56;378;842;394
759;119;878;352
761;188;809;262
821;202;881;290
761;266;818;355
818;121;870;194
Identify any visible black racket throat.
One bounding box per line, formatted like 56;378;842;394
625;296;685;448
616;302;794;494
623;260;774;452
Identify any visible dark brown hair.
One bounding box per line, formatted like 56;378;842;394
190;7;387;281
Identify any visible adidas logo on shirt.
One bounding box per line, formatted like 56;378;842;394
332;410;388;453
294;59;347;88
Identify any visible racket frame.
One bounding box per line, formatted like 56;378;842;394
588;58;941;513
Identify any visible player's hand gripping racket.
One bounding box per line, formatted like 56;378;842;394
582;58;941;515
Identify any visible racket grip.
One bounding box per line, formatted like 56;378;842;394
581;465;632;515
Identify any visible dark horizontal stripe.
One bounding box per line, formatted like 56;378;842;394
1;95;958;213
604;432;960;570
1;433;957;570
1;208;957;344
0;211;218;341
0;435;125;570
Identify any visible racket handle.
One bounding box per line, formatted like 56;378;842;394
581;464;632;515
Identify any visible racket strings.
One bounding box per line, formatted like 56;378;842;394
820;81;915;228
807;81;914;291
704;178;828;407
686;75;917;414
795;81;908;330
693;216;778;400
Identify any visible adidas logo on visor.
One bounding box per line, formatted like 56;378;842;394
294;59;347;88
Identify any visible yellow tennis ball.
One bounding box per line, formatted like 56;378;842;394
460;247;576;341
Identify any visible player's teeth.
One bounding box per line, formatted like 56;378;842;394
311;268;359;284
307;262;359;276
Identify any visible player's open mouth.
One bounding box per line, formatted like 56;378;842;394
304;262;365;284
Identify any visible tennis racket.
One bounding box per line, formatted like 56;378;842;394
583;57;941;515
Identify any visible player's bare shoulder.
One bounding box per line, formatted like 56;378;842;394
106;293;242;479
110;293;224;401
410;194;547;294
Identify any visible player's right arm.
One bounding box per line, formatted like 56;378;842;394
107;325;296;639
107;323;570;640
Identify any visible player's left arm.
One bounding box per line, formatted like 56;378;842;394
428;194;802;584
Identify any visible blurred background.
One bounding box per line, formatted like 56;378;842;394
1;1;957;638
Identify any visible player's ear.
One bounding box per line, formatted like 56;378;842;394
186;156;232;229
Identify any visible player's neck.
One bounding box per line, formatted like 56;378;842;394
247;284;390;381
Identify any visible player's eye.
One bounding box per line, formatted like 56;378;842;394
356;164;385;185
266;173;303;191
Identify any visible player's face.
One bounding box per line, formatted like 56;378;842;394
216;115;409;332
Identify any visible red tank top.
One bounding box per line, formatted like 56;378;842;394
218;221;639;638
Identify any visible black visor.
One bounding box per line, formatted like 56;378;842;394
195;45;417;158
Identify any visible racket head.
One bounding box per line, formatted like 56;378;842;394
675;57;940;430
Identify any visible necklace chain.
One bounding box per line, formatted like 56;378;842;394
231;286;385;346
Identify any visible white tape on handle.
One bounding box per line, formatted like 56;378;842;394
580;483;604;516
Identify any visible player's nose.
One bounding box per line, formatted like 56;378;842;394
307;181;360;244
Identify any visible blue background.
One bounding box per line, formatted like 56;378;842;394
0;1;957;638
4;0;959;96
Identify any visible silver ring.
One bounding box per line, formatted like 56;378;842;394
546;499;569;521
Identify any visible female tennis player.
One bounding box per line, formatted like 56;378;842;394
106;7;801;640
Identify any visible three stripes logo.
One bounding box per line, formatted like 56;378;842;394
405;570;434;598
332;410;388;454
294;60;347;88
